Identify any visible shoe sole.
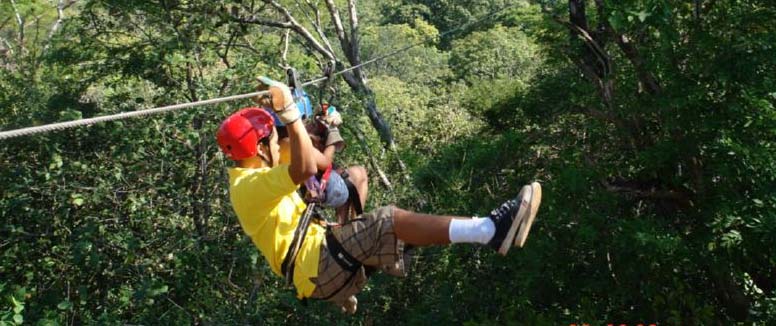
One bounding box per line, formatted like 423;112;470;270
514;182;541;248
498;185;532;256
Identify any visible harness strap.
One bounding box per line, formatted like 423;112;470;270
281;202;318;286
320;164;332;193
339;170;363;216
319;226;364;301
302;164;333;202
325;227;362;273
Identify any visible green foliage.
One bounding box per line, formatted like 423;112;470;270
382;0;520;47
1;0;775;324
360;20;451;85
450;24;542;84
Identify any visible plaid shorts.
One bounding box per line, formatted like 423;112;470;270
309;206;407;307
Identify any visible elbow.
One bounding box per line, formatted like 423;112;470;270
290;163;318;185
319;155;332;170
301;161;318;180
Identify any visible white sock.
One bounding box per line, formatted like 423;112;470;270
448;217;496;244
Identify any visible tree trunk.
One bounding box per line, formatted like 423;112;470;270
709;263;750;321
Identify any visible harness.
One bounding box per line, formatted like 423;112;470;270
280;164;365;297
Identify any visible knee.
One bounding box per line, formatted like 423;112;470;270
347;166;368;186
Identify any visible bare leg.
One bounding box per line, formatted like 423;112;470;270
392;207;470;246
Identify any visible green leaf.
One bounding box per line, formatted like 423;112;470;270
149;284;169;297
12;314;22;325
721;230;743;249
57;300;72;310
608;13;625;31
637;10;650;22
753;198;764;207
49;154;63;170
59;109;83;121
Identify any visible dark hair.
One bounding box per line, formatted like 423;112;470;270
259;128;274;146
276;126;288;139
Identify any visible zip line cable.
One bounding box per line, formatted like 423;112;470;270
0;91;268;140
0;3;514;141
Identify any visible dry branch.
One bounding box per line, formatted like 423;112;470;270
345;125;393;190
10;0;25;47
323;0;351;60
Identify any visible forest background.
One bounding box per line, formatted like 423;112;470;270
1;0;774;324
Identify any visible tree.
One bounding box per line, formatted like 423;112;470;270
450;24;542;84
230;0;398;153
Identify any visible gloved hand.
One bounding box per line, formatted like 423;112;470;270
320;108;342;128
324;126;345;151
316;107;345;150
253;76;300;124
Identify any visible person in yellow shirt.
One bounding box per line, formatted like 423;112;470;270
216;77;542;314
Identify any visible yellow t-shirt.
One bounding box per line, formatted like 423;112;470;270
227;165;324;298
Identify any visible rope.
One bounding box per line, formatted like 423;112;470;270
0;3;515;141
0;91;264;140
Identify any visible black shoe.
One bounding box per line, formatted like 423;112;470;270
487;182;542;255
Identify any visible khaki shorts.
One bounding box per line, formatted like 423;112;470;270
309;206;407;308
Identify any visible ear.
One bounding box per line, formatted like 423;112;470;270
256;142;269;157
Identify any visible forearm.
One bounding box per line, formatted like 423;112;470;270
312;146;331;171
287;120;318;184
322;144;336;165
309;128;333;170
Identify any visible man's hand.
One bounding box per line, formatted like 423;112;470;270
324;127;345;150
316;109;345;150
319;109;342;128
254;76;300;124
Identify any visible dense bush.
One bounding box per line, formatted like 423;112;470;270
1;0;774;324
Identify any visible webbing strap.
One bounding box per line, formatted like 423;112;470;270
325;227;362;273
340;170;363;216
343;178;363;216
302;164;333;203
281;202;318;286
319;227;364;301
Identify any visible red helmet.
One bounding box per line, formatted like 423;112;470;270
216;107;274;160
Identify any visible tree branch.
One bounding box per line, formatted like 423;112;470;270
302;0;336;56
344;124;393;191
10;0;25;48
233;0;397;152
590;0;661;96
556;17;610;79
279;29;290;68
43;0;71;54
346;0;363;80
0;16;12;32
234;15;292;29
235;1;335;61
217;29;238;96
323;0;352;62
615;33;662;95
263;0;335;60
